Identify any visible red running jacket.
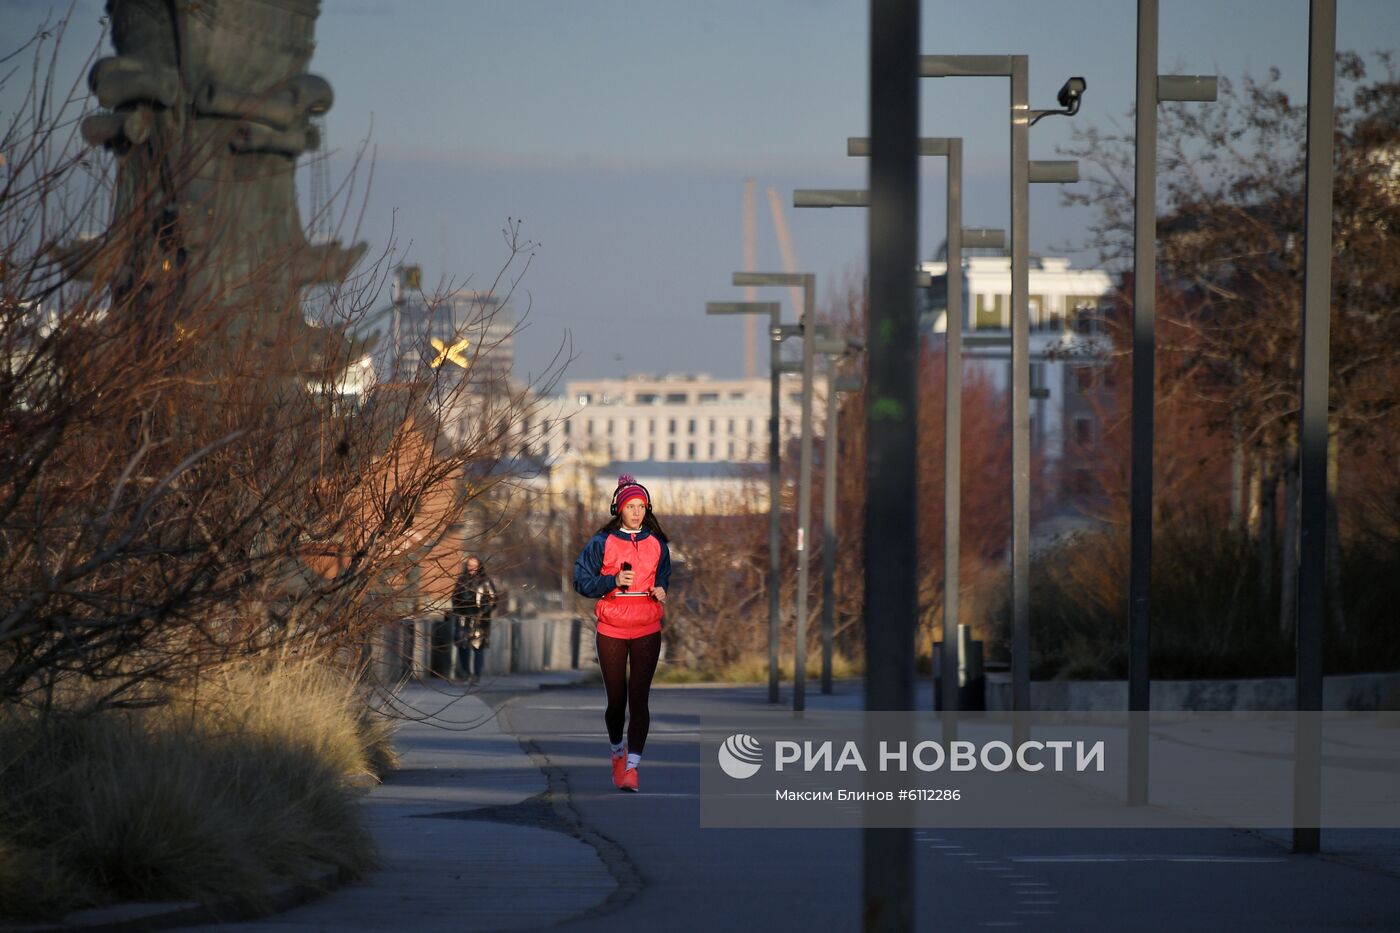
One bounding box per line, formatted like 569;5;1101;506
572;528;671;638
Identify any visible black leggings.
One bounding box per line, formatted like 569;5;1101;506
595;631;662;753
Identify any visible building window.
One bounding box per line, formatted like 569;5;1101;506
728;419;735;433
699;392;719;403
1075;367;1094;393
729;392;745;400
577;392;592;405
688;419;696;434
665;392;688;403
1029;295;1059;331
1075;417;1093;445
563;420;571;436
607;420;615;435
586;420;594;436
688;442;696;458
1072;300;1099;334
708;442;716;458
627;443;634;459
728;441;735;458
635;393;658;404
628;419;635;435
708;419;716;433
975;294;1006;330
669;419;678;434
668;442;676;459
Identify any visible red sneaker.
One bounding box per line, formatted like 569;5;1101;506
611;754;627;788
620;766;639;793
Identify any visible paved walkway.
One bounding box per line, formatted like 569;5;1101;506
183;671;1400;933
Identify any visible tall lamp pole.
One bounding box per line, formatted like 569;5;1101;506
731;272;818;712
922;55;1085;741
814;341;864;694
844;137;1011;722
1294;0;1335;855
1130;0;1218;806
866;3;920;927
706;298;786;704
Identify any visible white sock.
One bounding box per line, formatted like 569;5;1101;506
610;740;626;757
626;752;641;770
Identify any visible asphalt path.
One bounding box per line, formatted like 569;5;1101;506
505;682;1400;933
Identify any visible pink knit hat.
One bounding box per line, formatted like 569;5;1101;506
613;474;650;511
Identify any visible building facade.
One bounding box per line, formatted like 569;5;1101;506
921;250;1116;502
515;372;829;514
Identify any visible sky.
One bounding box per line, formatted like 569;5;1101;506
3;0;1398;385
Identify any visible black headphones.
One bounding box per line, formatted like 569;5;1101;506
609;482;653;516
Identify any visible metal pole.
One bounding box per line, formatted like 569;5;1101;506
942;139;963;730
768;307;783;704
795;274;816;713
1010;56;1031;741
1294;0;1334;856
865;0;918;927
1128;0;1158;808
822;361;838;695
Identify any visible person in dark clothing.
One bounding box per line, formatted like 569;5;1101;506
573;474;671;793
451;554;497;684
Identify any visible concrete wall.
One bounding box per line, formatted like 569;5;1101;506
984;671;1400;711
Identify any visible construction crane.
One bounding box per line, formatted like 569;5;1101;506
765;186;806;317
743;178;757;378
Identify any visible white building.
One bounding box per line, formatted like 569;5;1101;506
515;372;829;514
921;249;1116;496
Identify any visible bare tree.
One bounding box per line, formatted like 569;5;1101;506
0;23;558;710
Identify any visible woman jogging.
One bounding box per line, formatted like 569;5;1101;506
573;474;671;793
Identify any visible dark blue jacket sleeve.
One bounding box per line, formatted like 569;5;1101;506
655;538;671;591
572;534;616;598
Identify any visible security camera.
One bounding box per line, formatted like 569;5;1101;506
1057;77;1087;112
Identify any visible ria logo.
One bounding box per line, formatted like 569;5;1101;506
717;733;764;779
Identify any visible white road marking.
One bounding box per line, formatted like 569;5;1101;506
531;705;607;710
1010;855;1284;864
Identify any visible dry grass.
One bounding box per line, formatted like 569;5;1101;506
986;512;1400;680
0;660;395;921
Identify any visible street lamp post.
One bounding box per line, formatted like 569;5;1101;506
921;55;1084;740
814;340;864;694
1130;0;1218;808
705;298;785;704
1294;0;1336;856
799;167;1008;728
866;7;920;925
731;272;818;712
846;136;1010;722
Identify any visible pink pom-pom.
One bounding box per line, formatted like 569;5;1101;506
617;473;635;486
